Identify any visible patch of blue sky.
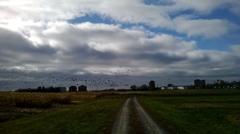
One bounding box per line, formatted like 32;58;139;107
68;13;185;38
201;9;240;24
197;39;233;51
170;8;240;25
169;9;195;19
197;32;240;51
143;0;173;6
120;22;188;38
68;13;116;25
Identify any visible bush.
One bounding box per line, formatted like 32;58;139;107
14;97;52;109
50;95;72;105
13;94;73;108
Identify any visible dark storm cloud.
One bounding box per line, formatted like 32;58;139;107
62;44;118;63
0;27;57;65
132;52;187;64
0;27;55;54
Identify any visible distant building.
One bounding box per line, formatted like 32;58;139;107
214;80;226;89
149;80;156;90
161;86;167;90
194;79;206;89
69;86;77;92
176;86;185;90
167;87;174;90
167;84;174;87
216;80;225;85
78;85;87;92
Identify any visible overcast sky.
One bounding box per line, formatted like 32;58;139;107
0;0;240;90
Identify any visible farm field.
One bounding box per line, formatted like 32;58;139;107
0;90;240;134
139;94;240;134
0;92;125;134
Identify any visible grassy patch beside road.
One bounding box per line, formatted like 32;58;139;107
0;96;125;134
140;95;240;134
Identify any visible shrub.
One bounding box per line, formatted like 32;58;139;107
14;97;52;109
50;95;72;104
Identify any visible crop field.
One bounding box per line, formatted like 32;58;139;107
0;92;126;134
0;89;240;134
139;94;240;134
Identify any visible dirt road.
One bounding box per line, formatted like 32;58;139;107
112;97;167;134
133;97;167;134
112;98;130;134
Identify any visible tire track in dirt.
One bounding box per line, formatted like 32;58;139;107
133;97;167;134
129;97;145;134
112;97;167;134
111;98;130;134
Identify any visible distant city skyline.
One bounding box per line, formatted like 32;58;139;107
0;0;240;90
0;69;239;91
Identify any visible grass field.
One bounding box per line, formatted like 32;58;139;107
1;90;240;134
139;94;240;134
0;92;125;134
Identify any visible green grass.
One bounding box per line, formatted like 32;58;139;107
139;95;240;134
0;92;103;123
1;90;240;134
0;98;125;134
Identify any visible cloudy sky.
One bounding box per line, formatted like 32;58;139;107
0;0;240;90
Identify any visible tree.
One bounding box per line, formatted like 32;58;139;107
149;80;156;90
69;86;77;92
78;85;87;92
130;85;137;91
138;84;148;91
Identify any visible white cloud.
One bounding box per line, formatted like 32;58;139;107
169;0;225;14
169;0;240;15
173;16;233;38
0;0;171;27
231;45;240;56
0;0;239;39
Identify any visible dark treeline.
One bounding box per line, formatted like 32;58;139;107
190;79;240;89
16;87;67;92
15;79;240;92
16;85;88;92
129;80;240;91
130;80;156;91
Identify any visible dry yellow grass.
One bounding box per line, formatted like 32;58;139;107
0;92;102;108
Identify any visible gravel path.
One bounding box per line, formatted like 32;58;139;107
111;98;130;134
112;97;167;134
133;97;167;134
